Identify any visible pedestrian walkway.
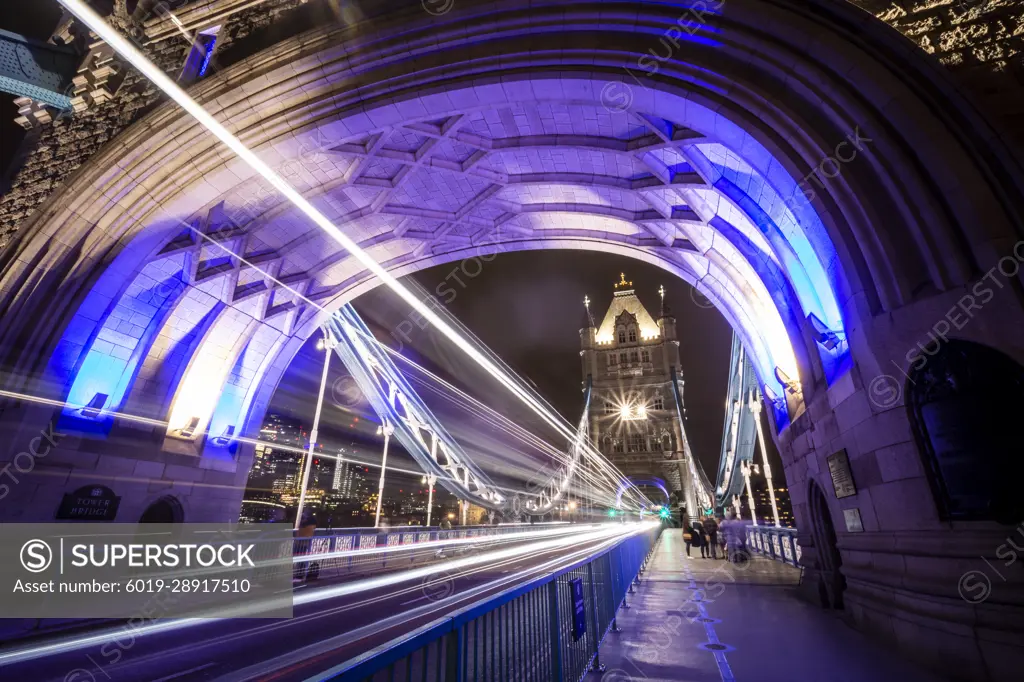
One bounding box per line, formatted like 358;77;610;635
593;529;948;682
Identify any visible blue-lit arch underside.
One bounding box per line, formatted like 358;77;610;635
615;477;671;508
45;78;854;454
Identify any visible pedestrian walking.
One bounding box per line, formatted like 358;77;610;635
720;509;747;564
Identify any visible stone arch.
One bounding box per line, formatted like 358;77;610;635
139;495;185;524
615;476;671;508
0;3;1022;674
807;478;845;610
907;339;1024;524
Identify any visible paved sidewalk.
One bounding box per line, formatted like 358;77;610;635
592;529;948;682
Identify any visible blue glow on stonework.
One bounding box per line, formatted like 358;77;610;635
59;266;187;433
204;328;284;460
696;143;850;385
203;349;247;460
198;36;216;77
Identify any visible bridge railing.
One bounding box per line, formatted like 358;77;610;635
745;525;801;567
289;523;574;581
313;524;663;682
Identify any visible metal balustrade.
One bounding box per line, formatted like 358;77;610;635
315;525;663;681
221;523;578;587
289;523;576;581
744;525;801;567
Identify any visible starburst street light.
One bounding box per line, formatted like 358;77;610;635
618;402;648;421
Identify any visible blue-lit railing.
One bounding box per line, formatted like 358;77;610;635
314;525;663;681
745;525;801;567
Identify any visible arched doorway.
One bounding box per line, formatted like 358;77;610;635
808;479;845;610
908;339;1024;524
139;495;184;524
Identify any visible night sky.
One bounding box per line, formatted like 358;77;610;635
269;250;784;488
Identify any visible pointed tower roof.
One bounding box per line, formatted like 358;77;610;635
658;284;673;319
581;295;595;329
595;274;660;343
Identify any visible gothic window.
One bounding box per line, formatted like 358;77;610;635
628;328;637;343
653;395;663;410
620;352;627;364
608;353;618;367
618;329;626;343
627;433;646;453
612;439;624;454
907;340;1024;522
630;351;639;363
641;350;650;363
602;436;612;453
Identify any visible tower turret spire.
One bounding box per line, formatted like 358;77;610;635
582;294;595;329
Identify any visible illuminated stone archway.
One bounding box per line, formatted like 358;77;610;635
0;1;1022;675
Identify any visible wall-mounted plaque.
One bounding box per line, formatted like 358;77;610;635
56;485;121;521
843;507;864;533
827;449;857;499
571;578;587;641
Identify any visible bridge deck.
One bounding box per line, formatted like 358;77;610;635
594;529;946;682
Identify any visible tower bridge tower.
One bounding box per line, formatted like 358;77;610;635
580;275;695;514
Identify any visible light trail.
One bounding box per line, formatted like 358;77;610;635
361;285;651;510
55;0;650;512
294;523;643;604
0;523;655;667
0;384;638;509
0;387;540;499
50;525;647;682
292;522;588;564
347;325;649;510
221;529;647;681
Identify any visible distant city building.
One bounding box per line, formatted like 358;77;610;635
331;458;369;500
465;503;489;526
240;413;431;528
753;486;795;527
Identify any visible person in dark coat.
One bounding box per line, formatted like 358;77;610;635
684;520;695;556
702;515;720;559
690;522;707;558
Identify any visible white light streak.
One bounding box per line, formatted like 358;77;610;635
55;0;600;483
0;523;655;666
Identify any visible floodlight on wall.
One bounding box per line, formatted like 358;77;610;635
808;313;843;351
79;392;108;419
774;367;800;394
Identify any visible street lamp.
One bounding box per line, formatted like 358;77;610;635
740;460;760;525
749;394;782;527
295;328;333;530
373;420;394;528
421;473;437;526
